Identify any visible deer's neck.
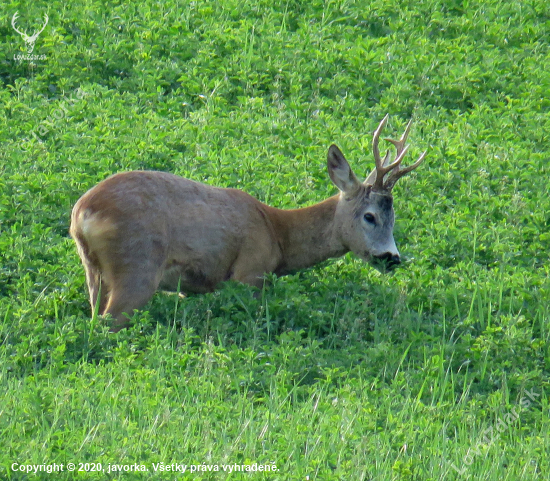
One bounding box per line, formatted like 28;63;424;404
265;195;348;274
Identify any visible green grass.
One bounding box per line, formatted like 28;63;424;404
1;0;549;479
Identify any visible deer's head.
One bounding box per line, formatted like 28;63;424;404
328;115;427;271
11;12;49;54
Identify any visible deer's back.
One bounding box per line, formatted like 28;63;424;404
70;171;280;292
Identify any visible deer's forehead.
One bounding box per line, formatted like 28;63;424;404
369;192;393;210
351;191;393;218
354;191;393;210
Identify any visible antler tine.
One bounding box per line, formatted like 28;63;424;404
373;114;400;189
384;118;413;156
372;115;414;190
36;14;49;36
377;118;413;182
372;114;389;170
368;115;427;191
384;149;428;191
11;12;26;36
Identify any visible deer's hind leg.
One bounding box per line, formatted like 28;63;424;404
100;268;164;332
84;255;109;317
72;230;109;316
73;213;168;332
94;238;168;331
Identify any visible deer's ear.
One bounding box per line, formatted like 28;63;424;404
327;145;361;194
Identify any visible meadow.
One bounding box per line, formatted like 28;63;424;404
1;0;549;479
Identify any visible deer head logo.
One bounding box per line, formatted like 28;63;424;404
11;12;49;54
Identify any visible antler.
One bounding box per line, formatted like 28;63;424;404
11;13;28;39
11;13;48;40
368;115;427;191
31;14;49;40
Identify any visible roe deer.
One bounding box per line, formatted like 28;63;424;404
70;115;427;331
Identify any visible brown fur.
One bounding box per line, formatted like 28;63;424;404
71;142;416;331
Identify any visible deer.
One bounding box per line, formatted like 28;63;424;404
11;12;49;54
70;115;427;331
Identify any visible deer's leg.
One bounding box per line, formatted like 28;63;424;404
92;237;168;332
72;231;109;316
232;271;266;289
84;259;108;315
230;241;278;289
101;272;163;332
72;209;169;331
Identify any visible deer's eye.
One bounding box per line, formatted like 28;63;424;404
364;213;376;225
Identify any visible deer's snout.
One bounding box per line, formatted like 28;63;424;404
372;252;401;271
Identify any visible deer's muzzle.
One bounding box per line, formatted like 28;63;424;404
372;252;401;271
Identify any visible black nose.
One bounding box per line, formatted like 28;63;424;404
389;254;401;266
375;252;401;268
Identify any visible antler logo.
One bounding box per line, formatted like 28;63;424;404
11;12;49;54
